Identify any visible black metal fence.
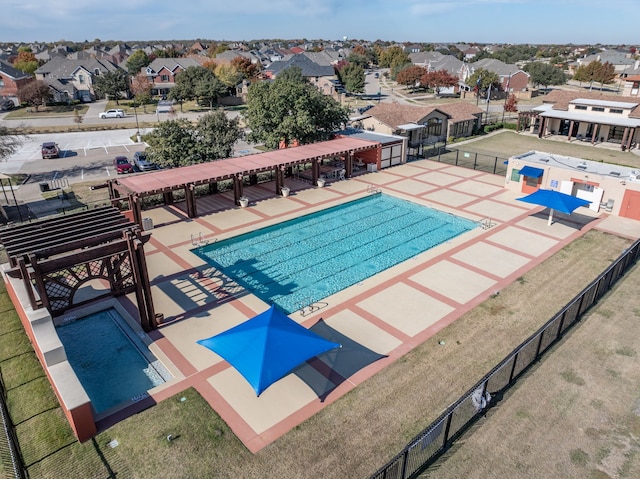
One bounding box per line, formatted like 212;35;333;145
370;237;640;479
0;374;27;479
422;145;510;176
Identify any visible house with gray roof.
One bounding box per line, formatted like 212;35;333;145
264;54;336;92
144;57;202;97
35;57;124;102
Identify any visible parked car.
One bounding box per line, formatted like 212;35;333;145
113;156;133;174
132;151;158;172
100;109;124;119
41;141;60;159
0;99;15;111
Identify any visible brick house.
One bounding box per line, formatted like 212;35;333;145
143;58;203;97
0;59;33;106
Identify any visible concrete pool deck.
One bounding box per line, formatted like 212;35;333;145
114;158;640;453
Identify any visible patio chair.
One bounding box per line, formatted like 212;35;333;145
601;198;614;212
338;169;346;181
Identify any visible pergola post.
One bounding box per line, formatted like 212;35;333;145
346;150;354;178
628;128;636;150
312;159;319;186
131;195;143;226
568;120;574;141
233;174;244;205
274;166;281;195
125;231;150;331
185;183;197;218
538;117;546;138
621;127;629;151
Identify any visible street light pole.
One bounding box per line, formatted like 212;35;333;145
133;104;140;142
502;72;512;123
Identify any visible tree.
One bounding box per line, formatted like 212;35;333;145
346;52;369;70
13;48;38;75
421;69;459;95
595;61;616;89
126;50;150;75
214;63;241;89
0;126;25;161
194;76;227;109
93;69;129;104
169;66;225;109
244;66;349;149
339;63;365;93
467;68;500;98
145;118;196;168
523;62;567;88
573;61;615;91
504;94;518;113
396;65;427;92
130;72;152;113
193;110;242;162
144;112;241;168
18;80;52;111
378;46;410;69
231;56;260;80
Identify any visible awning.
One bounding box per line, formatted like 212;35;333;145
397;123;425;130
519;166;544;178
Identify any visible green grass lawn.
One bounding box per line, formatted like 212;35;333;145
4;105;89;119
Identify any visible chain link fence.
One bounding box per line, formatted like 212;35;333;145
370;238;640;479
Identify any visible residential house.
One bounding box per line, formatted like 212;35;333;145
35;57;124;102
0;59;33;106
522;90;640;151
621;74;640;97
360;102;483;156
263;54;335;92
462;47;480;61
467;58;530;98
143;57;202;97
568;49;636;77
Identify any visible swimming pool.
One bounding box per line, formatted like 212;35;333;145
197;194;477;313
56;308;171;415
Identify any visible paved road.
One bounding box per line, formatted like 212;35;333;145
0;99;241;129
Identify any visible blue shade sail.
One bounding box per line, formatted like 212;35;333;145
197;305;341;396
517;189;591;214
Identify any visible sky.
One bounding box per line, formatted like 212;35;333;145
1;0;636;46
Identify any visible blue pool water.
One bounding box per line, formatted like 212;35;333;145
197;194;477;313
56;308;171;414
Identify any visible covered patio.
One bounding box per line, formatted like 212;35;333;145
109;137;378;225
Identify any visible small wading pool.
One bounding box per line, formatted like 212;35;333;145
196;194;477;313
56;307;172;415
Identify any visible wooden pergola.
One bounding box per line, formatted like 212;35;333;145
0;206;159;331
109;137;378;224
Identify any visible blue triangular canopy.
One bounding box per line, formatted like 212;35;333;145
197;305;341;396
517;189;591;215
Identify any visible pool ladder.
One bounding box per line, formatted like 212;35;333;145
298;298;327;317
479;217;495;230
191;232;216;253
367;184;381;194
